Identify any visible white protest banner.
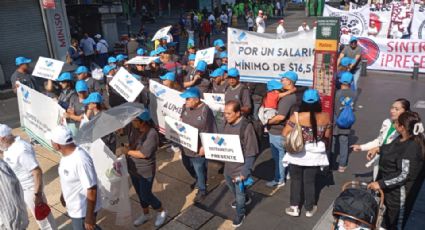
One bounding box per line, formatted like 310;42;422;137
388;3;413;38
165;116;199;152
148;80;185;134
16;83;65;148
83;139;132;226
323;4;370;36
202;93;225;112
109;67;144;102
370;5;393;38
228;27;314;86
32;56;64;80
200;133;244;163
411;4;425;39
358;37;425;73
194;47;215;66
126;56;158;65
151;25;172;41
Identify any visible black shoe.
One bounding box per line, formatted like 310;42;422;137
194;190;207;202
231;196;252;209
232;215;245;228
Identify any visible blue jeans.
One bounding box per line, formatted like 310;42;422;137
130;174;162;209
269;134;286;182
181;154;207;192
333;135;349;167
225;175;246;217
352;68;360;91
71;213;101;230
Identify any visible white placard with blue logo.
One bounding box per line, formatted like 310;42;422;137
109;67;144;102
32;56;65;80
227;28;315;86
151;25;172;41
165;117;199;152
149;80;185;134
16;83;65;149
200;133;244;163
194;47;215;66
127;56;158;65
202;93;225;112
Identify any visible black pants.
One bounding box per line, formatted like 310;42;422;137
382;187;404;230
289;164;319;211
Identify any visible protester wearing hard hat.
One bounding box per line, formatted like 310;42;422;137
11;56;38;93
337;36;362;91
75;66;101;93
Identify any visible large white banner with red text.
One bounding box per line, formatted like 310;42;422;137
411;4;425;39
358;37;425;73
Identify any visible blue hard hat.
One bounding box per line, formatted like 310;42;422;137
350;36;358;43
210;68;225;78
340;72;354;84
116;54;128;62
196;60;208;72
219;51;228;59
220;64;228;72
150;50;158;57
15;56;32;66
57;72;73;82
227;68;240;78
267;80;283;91
302;89;320;104
160;72;176;81
137;48;145;56
75;66;89;75
108;56;117;63
75;80;89;93
82;92;103;105
138;110;151;121
156;47;167;54
180;87;201;99
279;71;298;83
188;54;196;61
103;65;116;75
213;39;225;47
340;57;356;67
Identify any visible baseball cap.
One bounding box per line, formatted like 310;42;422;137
108;57;117;64
75;80;89;93
137;48;145;56
188;54;196;61
154;58;162;64
267;80;283;91
35;203;51;221
340;57;356;67
302;89;320;104
220;64;228;72
156;47;167;54
340;72;354;84
57;72;73;82
150;50;158;57
187;39;195;48
0;124;12;137
279;19;284;23
350;36;358;43
180;87;201;99
196;60;208;72
82;92;103;105
103;65;116;75
116;54;128;62
45;125;74;145
227;68;239;78
94;34;102;39
15;56;32;66
219;51;228;59
279;71;298;83
75;66;89;75
213;39;225;47
210;68;224;78
138;110;151;121
259;10;263;14
160;72;176;81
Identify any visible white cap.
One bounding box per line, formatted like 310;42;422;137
94;34;102;39
258;10;263;14
0;124;12;137
45;125;74;145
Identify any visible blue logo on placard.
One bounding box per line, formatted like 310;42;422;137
211;136;226;146
212;95;223;102
152;85;166;97
20;87;30;103
175;122;186;133
124;74;134;85
232;30;247;42
45;60;54;67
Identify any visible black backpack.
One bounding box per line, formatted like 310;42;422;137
333;188;378;225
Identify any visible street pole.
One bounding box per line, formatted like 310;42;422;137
38;0;54;58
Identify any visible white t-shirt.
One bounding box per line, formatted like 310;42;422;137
298;25;310;32
220;14;228;24
276;25;286;38
247;17;254;28
3;137;39;190
256;16;265;33
208;14;216;22
58;147;102;218
340;34;352;45
368;27;378;36
96;39;109;54
276;2;281;9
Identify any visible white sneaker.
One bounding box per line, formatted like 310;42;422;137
133;214;149;226
266;180;285;188
285;206;300;217
154;210;167;227
306;206;318;217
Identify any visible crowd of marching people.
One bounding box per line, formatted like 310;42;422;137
1;4;425;230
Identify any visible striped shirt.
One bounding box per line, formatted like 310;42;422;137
0;159;29;230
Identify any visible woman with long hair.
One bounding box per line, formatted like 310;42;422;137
367;111;425;229
282;89;332;217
